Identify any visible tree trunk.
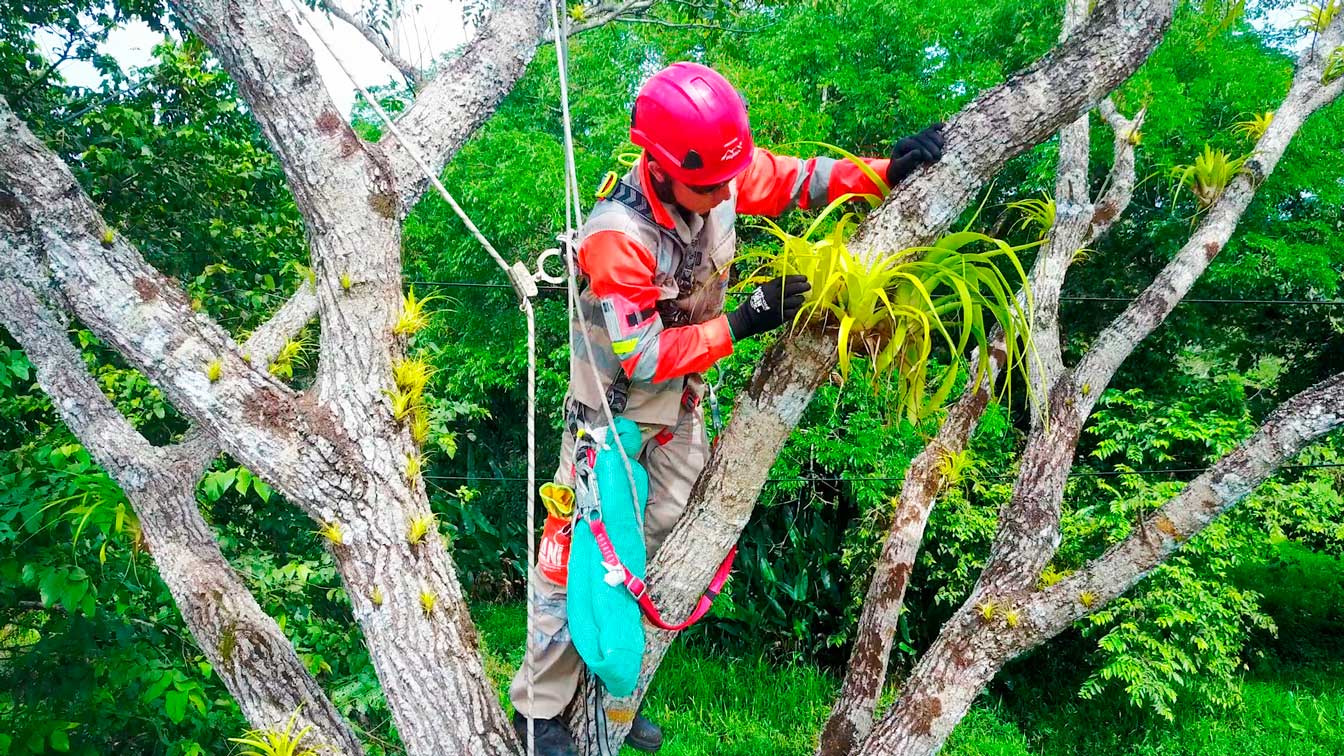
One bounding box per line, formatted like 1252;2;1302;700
321;481;518;755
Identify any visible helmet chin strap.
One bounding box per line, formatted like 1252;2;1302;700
645;158;679;205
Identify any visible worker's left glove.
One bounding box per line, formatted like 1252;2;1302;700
727;275;811;341
886;123;946;185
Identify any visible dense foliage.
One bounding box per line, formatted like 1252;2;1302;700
1;0;1341;753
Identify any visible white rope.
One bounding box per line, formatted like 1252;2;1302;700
523;296;538;756
549;0;645;532
287;5;540;755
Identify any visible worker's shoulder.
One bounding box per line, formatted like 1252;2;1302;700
581;191;662;249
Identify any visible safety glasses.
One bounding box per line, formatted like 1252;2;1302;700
684;178;731;195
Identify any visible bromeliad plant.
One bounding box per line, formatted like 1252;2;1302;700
1296;0;1340;32
228;709;319;756
394;286;442;337
1170;144;1248;209
1006;193;1056;240
739;159;1038;422
1324;46;1344;85
1232;111;1274;142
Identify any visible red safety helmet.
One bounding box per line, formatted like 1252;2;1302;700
630;62;753;186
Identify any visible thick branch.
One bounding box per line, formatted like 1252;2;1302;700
1032;371;1344;629
320;2;425;88
0;97;367;516
383;0;549;210
847;0;1176;260
1090;99;1145;243
816;360;997;756
0;278;361;756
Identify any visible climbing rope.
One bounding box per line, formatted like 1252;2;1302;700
548;0;646;534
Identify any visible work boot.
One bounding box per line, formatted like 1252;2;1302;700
512;712;577;756
624;709;664;753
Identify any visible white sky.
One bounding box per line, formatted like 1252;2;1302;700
35;2;468;115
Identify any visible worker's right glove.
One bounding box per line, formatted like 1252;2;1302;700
727;275;811;341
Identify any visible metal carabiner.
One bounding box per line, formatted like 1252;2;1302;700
533;247;567;285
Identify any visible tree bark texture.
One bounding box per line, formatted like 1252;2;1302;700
847;0;1175;260
0;274;361;753
858;17;1344;756
2;0;557;744
817;90;1146;756
1;97;368;514
979;16;1344;600
860;369;1344;756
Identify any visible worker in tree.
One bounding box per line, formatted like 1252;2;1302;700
511;61;944;755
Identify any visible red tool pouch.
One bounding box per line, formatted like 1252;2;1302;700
538;513;574;586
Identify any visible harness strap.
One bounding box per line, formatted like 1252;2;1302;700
586;516;738;633
602;178;655;222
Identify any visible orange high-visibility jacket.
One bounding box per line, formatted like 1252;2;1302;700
569;148;888;426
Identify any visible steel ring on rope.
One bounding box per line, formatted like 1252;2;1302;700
534;247;567;285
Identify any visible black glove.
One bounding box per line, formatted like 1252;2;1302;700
886;122;946;185
727;275;811;341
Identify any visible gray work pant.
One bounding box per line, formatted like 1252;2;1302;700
509;399;708;718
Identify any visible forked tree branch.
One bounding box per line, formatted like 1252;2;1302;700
852;17;1344;756
973;15;1344;599
0;95;367;516
0;271;357;755
320;1;425;88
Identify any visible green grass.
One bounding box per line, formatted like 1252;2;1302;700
1003;663;1344;756
474;603;836;755
472;543;1344;755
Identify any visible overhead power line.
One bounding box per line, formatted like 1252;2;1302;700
406;279;1344;307
422;461;1344;489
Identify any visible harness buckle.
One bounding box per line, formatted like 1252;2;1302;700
601;560;625;587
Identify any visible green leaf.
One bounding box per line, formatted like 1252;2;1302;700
49;730;69;753
141;672;174;703
234;466;253;496
164;690;188;723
